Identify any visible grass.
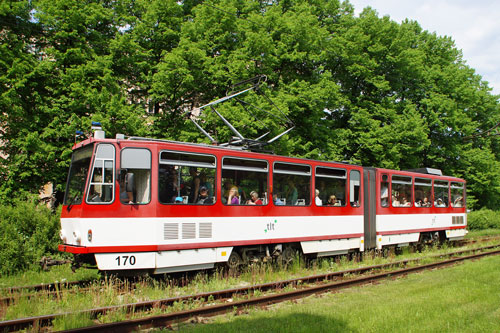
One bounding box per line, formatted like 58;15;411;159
180;254;500;332
2;229;500;328
466;228;500;238
0;264;100;292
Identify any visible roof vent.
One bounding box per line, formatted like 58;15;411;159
405;168;442;176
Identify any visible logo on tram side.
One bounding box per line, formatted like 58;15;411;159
265;219;278;233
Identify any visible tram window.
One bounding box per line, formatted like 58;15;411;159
391;175;412;207
434;180;449;207
380;174;389;207
350;170;361;207
221;157;268;205
414;178;432;208
159;151;216;205
120;148;151;204
450;182;465;207
315;167;346;206
64;144;93;206
273;162;311;206
87;144;115;204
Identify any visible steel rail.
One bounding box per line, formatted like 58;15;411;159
1;244;499;332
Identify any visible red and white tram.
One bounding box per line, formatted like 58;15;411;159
59;130;467;274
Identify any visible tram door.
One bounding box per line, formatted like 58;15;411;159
363;168;377;249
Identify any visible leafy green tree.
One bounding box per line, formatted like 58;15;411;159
1;0;500;211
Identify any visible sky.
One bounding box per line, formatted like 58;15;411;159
348;0;500;95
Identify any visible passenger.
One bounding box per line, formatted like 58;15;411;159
188;167;200;203
119;177;133;204
453;196;463;207
199;172;213;197
221;179;233;204
380;184;389;206
285;179;298;205
435;198;445;207
315;189;322;206
422;197;431;207
247;191;263;205
401;197;411;207
273;194;284;205
326;195;337;206
166;171;181;203
174;196;183;204
227;186;240;205
392;195;400;207
197;186;213;204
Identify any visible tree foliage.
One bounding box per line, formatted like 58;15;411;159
1;0;500;210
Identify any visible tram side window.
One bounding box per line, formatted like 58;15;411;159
434;180;449;207
316;167;346;206
414;178;432;207
221;157;268;205
350;170;361;207
380;174;389;207
120;148;151;204
391;175;412;207
87;144;115;204
450;182;465;207
158;151;216;205
273;163;311;206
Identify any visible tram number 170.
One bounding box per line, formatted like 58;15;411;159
115;255;136;266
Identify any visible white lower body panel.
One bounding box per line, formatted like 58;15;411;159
376;213;467;250
301;237;363;256
95;247;233;273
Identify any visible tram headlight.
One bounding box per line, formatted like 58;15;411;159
60;229;67;243
88;229;92;242
73;230;81;245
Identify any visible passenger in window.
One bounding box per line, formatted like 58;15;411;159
453;196;463;207
326;195;337;206
188;167;201;203
247;191;263;205
88;187;102;202
422;197;431;207
119;178;133;204
273;194;284;205
392;195;400;207
174;196;183;204
285;179;298;205
401;196;411;207
197;186;213;204
435;198;446;207
199;172;213;197
221;179;233;204
315;189;322;206
380;184;389;206
227;186;240;205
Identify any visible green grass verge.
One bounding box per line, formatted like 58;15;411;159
181;254;500;332
0;264;100;291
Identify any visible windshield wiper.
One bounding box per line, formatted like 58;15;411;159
66;194;80;212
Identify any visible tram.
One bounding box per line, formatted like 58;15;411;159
59;129;467;274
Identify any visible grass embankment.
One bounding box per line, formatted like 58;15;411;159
1;230;499;330
183;254;500;332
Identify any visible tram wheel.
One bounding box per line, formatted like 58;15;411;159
280;246;297;267
227;251;242;269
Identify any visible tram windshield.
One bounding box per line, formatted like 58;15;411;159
64;144;94;206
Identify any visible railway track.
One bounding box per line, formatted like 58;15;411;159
1;244;500;332
0;236;488;308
